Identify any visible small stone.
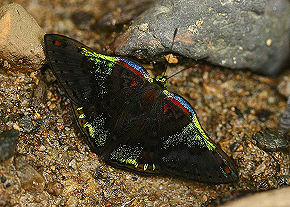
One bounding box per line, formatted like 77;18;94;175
252;129;289;152
71;11;93;29
33;112;41;120
39;145;46;151
253;161;267;175
0;3;46;72
46;181;64;196
277;72;290;98
19;115;33;133
105;201;112;207
69;159;78;170
32;80;48;104
15;156;45;192
256;109;271;122
46;90;52;100
43;69;56;83
30;72;39;85
280;97;290;131
49;103;56;110
235;144;244;152
230;142;241;152
66;196;79;207
165;54;178;64
0;129;19;161
12;123;20;131
1;175;7;183
234;107;244;119
277;175;290;186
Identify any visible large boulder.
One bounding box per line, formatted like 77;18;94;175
114;0;289;75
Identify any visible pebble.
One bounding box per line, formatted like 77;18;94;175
32;80;48;104
1;175;7;183
277;175;290;186
46;181;64;196
49;102;56;110
38;145;46;151
230;142;241;152
256;109;271;122
280;97;290;132
66;196;79;207
71;11;93;30
15;156;45;192
252;129;289;152
0;3;45;72
18;115;34;133
104;201;112;207
0;129;19;160
277;71;290;98
69;159;78;170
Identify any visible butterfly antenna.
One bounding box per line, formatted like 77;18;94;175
167;66;189;79
162;28;178;77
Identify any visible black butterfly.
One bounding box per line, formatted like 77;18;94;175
44;34;239;184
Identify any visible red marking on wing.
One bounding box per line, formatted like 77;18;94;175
224;166;231;175
119;61;145;79
163;103;171;114
169;98;192;118
129;80;138;88
53;40;62;46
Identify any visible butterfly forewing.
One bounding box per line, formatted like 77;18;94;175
44;34;239;183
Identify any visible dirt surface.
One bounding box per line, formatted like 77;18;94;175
0;0;289;206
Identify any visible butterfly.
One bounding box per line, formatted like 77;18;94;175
44;34;239;184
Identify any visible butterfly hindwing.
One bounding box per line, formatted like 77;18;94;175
159;93;238;183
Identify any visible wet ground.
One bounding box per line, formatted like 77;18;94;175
0;0;289;206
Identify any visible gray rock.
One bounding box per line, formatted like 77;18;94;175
252;129;289;152
114;0;289;75
0;129;19;160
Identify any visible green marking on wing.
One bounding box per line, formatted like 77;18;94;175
81;48;120;75
190;116;216;150
81;48;120;63
83;122;95;138
119;158;139;168
83;121;108;147
163;116;216;151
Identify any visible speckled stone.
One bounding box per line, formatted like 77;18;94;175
18;115;33;133
0;129;19;160
252;129;289;152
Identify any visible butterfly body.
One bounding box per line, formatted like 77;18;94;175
44;34;239;184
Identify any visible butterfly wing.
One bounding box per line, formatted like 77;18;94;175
159;92;239;183
44;34;238;183
44;34;167;174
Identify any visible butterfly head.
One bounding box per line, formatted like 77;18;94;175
154;76;168;89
